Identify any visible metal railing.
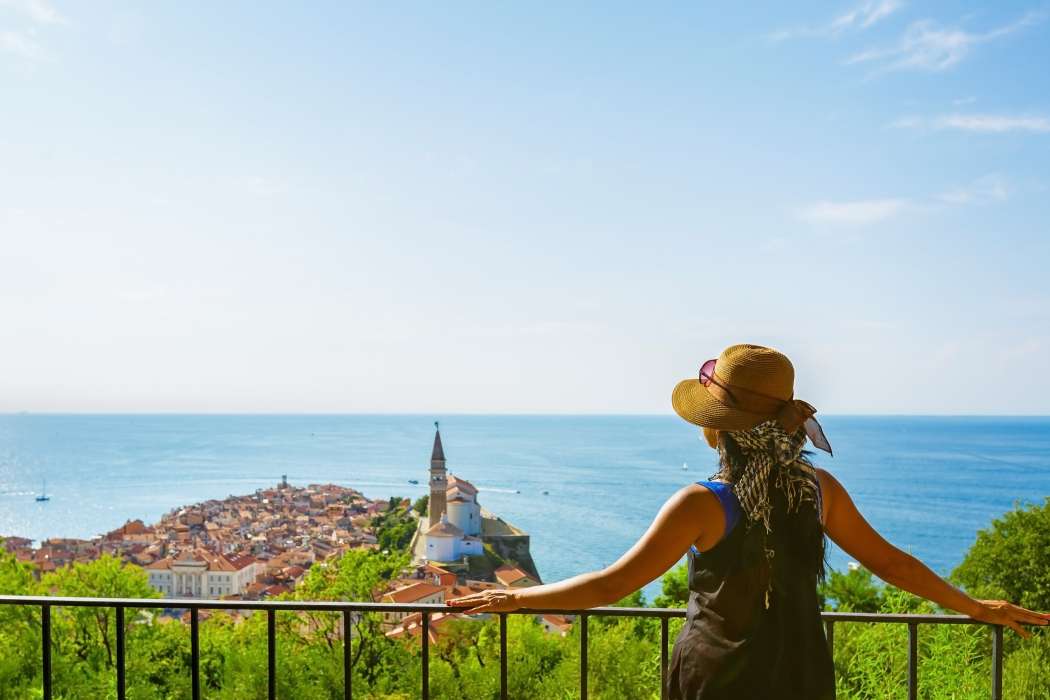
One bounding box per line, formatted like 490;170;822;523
0;595;1004;700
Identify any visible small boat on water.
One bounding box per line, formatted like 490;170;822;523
682;462;689;470
35;479;50;502
542;490;549;495
407;479;419;485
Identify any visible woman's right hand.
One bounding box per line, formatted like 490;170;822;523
971;599;1050;639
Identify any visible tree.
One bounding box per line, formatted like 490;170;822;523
372;498;418;552
291;548;412;692
413;495;429;516
0;548;43;694
952;497;1050;611
653;562;689;609
819;567;885;613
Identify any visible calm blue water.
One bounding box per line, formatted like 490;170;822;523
1;415;1048;601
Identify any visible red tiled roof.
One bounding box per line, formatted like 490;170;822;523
149;549;255;573
382;582;446;604
386;611;465;641
447;581;503;597
226;554;256;571
423;562;453;576
446;474;477;495
541;614;574;632
494;564;535;587
425;520;463;537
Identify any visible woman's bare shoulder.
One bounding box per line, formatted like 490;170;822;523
814;467;845;497
673;482;727;550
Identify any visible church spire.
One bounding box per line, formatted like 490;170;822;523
428;421;448;527
431;421;445;462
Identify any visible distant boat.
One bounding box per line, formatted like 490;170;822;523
542;490;549;495
35;479;50;502
682;462;689;470
407;479;419;485
514;489;520;494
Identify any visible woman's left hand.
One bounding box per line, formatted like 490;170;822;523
446;589;522;614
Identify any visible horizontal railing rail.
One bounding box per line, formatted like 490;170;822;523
0;595;1003;700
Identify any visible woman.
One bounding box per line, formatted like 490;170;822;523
447;344;1048;698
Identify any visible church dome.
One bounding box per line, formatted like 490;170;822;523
425;513;464;538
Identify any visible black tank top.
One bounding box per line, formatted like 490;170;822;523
665;481;836;700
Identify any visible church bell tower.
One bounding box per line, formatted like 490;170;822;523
428;421;447;527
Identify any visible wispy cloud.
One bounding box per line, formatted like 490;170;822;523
0;0;66;25
938;114;1050;133
772;1;904;41
848;11;1044;72
797;175;1011;225
833;0;904;31
0;0;65;65
886;115;924;129
889;113;1050;133
0;28;48;61
796;198;909;225
937;174;1010;205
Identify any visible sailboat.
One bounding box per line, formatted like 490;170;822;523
35;479;50;502
682;461;689;470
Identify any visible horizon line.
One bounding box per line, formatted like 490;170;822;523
2;411;1049;419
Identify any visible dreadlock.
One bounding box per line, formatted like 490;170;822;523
711;419;827;608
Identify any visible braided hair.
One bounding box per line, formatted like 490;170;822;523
711;419;827;608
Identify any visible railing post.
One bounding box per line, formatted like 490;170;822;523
116;606;126;700
190;609;200;700
991;625;1003;700
41;604;52;700
824;619;834;659
907;622;918;700
268;609;276;700
499;613;508;700
580;613;588;700
421;612;429;700
660;616;669;700
343;609;352;700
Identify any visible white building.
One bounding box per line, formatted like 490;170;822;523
446;475;481;536
146;548;259;599
424;513;483;562
423;425;484;562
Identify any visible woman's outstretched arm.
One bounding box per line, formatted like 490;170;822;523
447;483;724;613
817;468;1050;638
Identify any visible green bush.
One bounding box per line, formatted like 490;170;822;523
953;497;1050;611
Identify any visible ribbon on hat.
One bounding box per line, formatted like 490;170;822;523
705;373;834;456
776;399;833;456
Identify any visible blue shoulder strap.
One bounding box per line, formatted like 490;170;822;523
690;480;742;555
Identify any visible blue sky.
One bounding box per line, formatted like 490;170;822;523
2;1;1049;414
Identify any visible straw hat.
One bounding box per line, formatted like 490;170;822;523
672;344;833;454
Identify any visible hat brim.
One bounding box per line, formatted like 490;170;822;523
671;378;769;431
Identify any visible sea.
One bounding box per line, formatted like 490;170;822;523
2;414;1048;602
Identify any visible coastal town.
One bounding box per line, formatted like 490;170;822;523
2;425;573;640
